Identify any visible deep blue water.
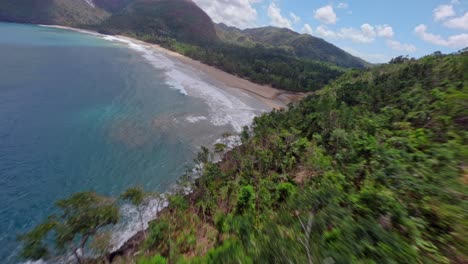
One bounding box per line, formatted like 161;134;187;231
0;23;265;263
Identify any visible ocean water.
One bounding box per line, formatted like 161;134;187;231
0;23;269;263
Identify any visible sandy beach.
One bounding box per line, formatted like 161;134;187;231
41;25;308;109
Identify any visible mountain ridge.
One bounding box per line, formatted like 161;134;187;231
216;23;370;68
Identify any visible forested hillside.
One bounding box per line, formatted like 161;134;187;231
0;0;109;26
21;52;468;263
97;0;218;44
216;24;370;69
133;52;467;263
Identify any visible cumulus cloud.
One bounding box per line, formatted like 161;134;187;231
290;12;301;24
415;24;468;48
315;23;377;43
376;25;394;38
361;23;376;39
302;24;313;35
433;4;455;21
192;0;259;29
316;22;416;52
314;5;337;25
267;2;293;29
386;40;417;52
315;25;338;38
443;12;468;30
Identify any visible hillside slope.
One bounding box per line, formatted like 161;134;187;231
98;0;218;44
0;0;109;26
126;51;467;263
92;0;133;12
216;24;370;69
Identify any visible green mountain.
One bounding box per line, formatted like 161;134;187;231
129;51;468;263
0;0;109;26
97;0;218;44
216;24;370;68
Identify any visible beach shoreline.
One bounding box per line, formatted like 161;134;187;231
28;24;312;263
40;25;308;110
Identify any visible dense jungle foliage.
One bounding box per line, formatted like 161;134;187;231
129;51;467;264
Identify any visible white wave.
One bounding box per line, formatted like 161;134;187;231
98;35;267;132
110;196;168;251
22;260;46;264
216;135;242;151
186;115;208;123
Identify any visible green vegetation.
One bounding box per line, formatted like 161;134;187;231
97;0;218;44
18;192;119;263
0;0;109;26
121;187;147;238
19;48;467;264
109;51;465;263
216;24;370;69
92;0;133;13
11;1;467;262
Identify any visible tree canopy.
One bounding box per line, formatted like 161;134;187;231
19;192;119;263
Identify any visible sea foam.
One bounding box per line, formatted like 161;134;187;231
100;35;267;132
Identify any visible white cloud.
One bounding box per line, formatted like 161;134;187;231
361;23;376;39
314;5;337;25
267;2;293;29
290;12;301;24
376;25;394;38
302;24;313;35
337;2;348;9
415;24;468;48
387;40;417;52
433;4;455;21
341;26;376;43
315;23;377;43
192;0;259;29
315;25;338;38
443;12;468;30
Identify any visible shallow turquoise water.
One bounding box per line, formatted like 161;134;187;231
0;23;266;263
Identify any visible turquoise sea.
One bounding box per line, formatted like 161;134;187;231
0;23;268;263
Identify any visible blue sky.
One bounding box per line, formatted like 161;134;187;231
193;0;468;63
